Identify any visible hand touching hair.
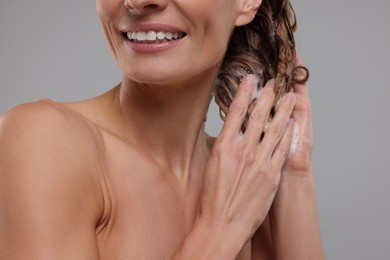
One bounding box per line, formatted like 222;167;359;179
215;0;309;133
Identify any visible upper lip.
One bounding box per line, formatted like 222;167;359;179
122;23;186;33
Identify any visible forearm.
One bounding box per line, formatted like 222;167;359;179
269;173;324;260
172;218;248;260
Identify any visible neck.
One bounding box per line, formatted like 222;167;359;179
114;69;218;182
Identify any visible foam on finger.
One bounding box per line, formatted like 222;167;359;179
289;122;300;158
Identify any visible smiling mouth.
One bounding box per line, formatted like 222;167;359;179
123;31;187;44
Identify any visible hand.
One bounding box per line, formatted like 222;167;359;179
283;53;313;175
198;75;296;240
267;56;324;259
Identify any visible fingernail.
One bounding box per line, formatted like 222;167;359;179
243;74;257;84
284;92;296;103
266;79;276;89
252;87;263;100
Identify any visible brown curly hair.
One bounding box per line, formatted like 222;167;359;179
214;0;309;133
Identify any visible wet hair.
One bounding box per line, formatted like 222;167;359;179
214;0;309;133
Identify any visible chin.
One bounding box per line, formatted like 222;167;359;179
122;65;206;86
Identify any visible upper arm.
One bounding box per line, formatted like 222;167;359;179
0;102;104;259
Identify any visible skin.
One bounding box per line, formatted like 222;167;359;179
0;0;324;259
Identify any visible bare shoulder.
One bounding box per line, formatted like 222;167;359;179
0;99;105;162
0;98;105;202
0;99;102;143
0;100;104;258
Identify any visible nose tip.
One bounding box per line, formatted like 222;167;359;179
124;0;167;14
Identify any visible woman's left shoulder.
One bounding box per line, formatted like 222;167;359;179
0;99;104;164
0;99;100;140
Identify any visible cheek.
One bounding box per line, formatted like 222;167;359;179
96;0;124;57
190;1;236;65
96;0;121;24
198;2;236;38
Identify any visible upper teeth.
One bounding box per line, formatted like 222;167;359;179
127;31;184;41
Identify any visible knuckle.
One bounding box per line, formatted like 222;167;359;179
240;146;256;164
211;145;223;157
257;163;268;174
265;172;281;190
212;137;230;157
286;94;297;108
258;162;281;190
288;92;297;104
249;108;267;124
228;102;245;117
268;125;284;140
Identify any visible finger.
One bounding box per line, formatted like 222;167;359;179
270;118;295;170
293;84;310;112
294;51;311;113
244;79;276;142
296;50;303;65
273;89;292;114
294;51;309;93
220;74;257;139
258;92;296;159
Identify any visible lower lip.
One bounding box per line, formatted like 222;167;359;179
125;37;185;54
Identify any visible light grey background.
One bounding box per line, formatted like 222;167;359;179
1;0;389;259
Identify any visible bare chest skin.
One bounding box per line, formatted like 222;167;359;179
95;131;253;260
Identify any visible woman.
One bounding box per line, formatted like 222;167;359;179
0;0;324;259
